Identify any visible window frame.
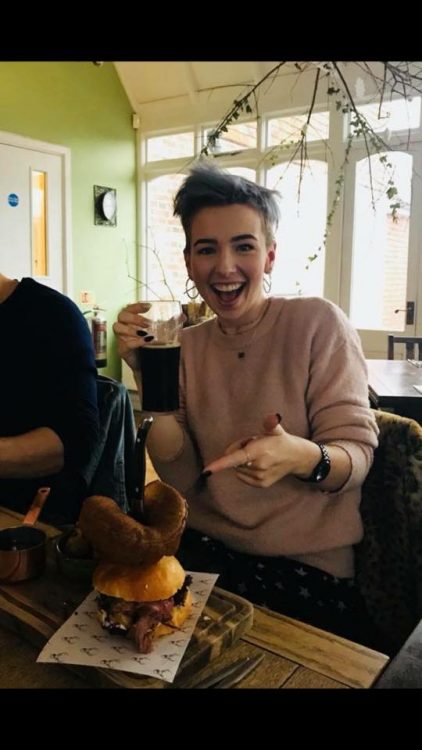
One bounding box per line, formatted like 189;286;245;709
139;93;422;347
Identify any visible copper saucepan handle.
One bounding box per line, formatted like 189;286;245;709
22;487;51;527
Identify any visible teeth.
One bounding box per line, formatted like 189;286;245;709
212;283;243;292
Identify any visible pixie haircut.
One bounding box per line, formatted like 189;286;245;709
173;162;280;252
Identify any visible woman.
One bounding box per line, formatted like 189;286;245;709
113;163;379;646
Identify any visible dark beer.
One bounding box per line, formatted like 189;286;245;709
139;344;180;412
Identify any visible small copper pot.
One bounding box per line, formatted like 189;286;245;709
0;487;51;583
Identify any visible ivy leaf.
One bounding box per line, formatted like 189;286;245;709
386;187;398;199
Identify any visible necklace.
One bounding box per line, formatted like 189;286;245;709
218;299;271;359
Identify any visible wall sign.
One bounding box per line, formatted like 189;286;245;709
8;193;19;207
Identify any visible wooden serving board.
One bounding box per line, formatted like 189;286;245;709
0;507;253;688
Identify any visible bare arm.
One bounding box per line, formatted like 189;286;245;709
0;427;64;478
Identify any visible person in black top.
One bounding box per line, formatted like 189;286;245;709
0;274;99;525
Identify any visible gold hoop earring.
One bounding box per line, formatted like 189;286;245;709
263;274;272;294
185;278;199;300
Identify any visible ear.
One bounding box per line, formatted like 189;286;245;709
264;242;276;274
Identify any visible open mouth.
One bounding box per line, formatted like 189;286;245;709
210;282;246;303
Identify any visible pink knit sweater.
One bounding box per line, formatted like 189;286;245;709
149;297;379;578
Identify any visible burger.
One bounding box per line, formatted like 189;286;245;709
93;555;193;653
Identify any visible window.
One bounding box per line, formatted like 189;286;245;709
267;111;329;145
146;132;194;161
140;90;422;355
145;173;185;300
349;151;412;331
204;122;257;153
351;97;421;136
141;114;328;303
31;170;47;277
267;160;328;297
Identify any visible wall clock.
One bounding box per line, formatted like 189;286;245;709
94;185;117;226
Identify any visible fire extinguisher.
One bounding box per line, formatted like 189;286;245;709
83;306;107;368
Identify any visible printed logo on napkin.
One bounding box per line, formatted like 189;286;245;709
37;571;218;683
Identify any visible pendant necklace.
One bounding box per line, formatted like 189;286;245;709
219;299;271;360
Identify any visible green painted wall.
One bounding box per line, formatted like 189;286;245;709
0;61;137;379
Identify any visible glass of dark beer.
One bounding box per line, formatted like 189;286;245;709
138;300;183;412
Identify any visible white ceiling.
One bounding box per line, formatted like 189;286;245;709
112;61;396;133
114;61;282;111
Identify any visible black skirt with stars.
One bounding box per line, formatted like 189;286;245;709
177;528;389;653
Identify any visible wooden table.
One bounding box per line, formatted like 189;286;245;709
0;506;389;690
366;358;422;421
0;596;389;690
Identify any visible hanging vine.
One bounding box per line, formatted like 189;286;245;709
197;61;418;288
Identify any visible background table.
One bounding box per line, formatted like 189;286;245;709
366;358;422;421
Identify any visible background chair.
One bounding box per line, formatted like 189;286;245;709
81;376;136;512
355;409;422;655
387;334;422;360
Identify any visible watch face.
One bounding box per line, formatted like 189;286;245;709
101;191;117;220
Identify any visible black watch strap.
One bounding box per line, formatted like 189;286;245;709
300;442;331;483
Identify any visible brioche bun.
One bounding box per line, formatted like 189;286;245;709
93;555;186;603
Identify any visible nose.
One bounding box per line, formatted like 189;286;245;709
214;248;237;275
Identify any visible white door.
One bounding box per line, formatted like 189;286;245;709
0;132;71;294
340;145;422;358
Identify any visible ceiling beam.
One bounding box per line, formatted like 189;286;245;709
183;62;199;105
252;62;267;84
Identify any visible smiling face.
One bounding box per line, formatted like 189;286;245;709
185;204;276;331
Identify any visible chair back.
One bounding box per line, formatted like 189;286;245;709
80;376;136;512
387;334;422;360
355;409;422;653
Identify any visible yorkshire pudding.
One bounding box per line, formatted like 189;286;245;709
78;480;187;567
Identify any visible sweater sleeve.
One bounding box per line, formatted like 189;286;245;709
305;302;379;491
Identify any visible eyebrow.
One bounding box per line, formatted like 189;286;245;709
193;233;257;248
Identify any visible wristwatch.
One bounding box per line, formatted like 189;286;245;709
301;442;331;483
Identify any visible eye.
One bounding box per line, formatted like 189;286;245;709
236;243;254;253
196;246;215;255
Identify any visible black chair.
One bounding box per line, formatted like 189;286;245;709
355;409;422;655
80;376;136;512
387;334;422;360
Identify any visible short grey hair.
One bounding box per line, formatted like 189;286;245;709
173;161;280;252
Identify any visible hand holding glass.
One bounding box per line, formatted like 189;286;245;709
137;300;183;412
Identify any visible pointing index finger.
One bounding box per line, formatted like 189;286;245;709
204;445;254;475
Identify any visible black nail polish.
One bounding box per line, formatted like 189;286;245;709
137;330;148;337
144;335;155;342
201;470;212;478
